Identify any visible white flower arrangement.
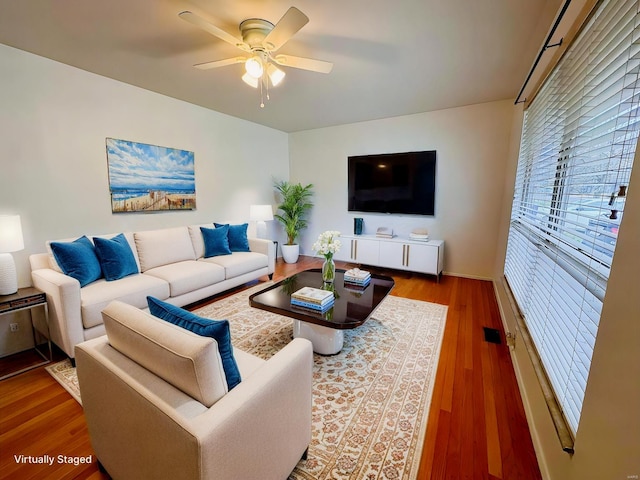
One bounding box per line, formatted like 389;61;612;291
312;230;342;259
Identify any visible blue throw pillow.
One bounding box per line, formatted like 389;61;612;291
50;236;103;287
201;226;232;257
93;233;139;281
146;296;241;390
214;223;250;252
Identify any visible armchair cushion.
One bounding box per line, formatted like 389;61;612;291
147;296;241;390
102;301;228;407
50;236;103;287
93;233;139;281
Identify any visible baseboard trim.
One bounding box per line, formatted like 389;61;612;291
442;271;493;281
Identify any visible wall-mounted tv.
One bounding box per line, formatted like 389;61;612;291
348;150;436;216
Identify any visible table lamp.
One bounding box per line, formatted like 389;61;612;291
0;215;24;295
249;205;274;239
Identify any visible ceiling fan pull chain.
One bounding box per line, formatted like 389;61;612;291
260;78;265;108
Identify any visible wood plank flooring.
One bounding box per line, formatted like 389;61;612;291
0;257;541;479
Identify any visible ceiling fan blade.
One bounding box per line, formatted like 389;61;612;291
194;57;247;70
263;7;309;51
179;11;248;51
273;54;333;74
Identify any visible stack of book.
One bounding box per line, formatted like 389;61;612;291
376;227;394;238
409;228;430;241
291;287;335;312
409;232;430;241
344;268;371;287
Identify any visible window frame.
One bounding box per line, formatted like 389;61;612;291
505;0;639;447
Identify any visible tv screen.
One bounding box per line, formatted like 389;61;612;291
348;151;436;216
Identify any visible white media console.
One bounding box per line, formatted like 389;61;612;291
335;234;444;279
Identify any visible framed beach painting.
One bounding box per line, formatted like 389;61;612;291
106;138;196;213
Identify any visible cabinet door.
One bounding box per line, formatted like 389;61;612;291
378;241;407;270
378;241;439;274
335;238;380;264
406;243;439;275
353;238;379;265
333;238;352;262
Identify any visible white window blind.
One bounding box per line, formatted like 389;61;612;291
505;0;640;437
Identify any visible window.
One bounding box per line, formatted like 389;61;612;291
505;0;640;440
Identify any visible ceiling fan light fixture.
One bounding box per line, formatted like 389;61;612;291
180;8;333;107
267;63;285;86
242;73;259;88
245;55;264;79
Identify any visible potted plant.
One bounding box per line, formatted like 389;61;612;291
274;180;314;263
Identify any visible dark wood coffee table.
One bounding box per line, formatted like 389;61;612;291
249;268;394;354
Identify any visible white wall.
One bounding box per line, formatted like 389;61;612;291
288;100;515;279
0;44;288;355
0;44;289;289
493;108;640;479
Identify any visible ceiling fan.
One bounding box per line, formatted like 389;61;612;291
179;7;333;105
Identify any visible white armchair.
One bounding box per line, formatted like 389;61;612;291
76;301;313;480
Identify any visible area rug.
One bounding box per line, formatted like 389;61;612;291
47;283;447;480
45;358;81;404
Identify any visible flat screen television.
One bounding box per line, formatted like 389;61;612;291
348;150;436;216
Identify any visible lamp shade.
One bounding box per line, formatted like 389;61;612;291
249;205;274;222
267;64;285;87
0;215;24;253
242;72;259;88
245;56;264;79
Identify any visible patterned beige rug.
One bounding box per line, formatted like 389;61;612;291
47;282;447;480
45;358;81;403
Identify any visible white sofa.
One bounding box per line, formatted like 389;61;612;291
76;301;313;480
29;224;275;363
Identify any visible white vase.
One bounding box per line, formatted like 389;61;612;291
281;244;300;264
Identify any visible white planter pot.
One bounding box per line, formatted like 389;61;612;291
281;244;300;263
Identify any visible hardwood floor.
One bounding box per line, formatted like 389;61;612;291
0;257;541;479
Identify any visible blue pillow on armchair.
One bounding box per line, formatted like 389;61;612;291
50;236;103;287
214;223;250;252
147;296;241;390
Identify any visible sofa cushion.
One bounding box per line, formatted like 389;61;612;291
203;251;268;279
143;260;225;297
214;223;250;252
147;296;241;390
187;224;210;259
201;226;232;257
134;227;196;272
80;274;170;329
50;236;103;287
93;233;139;281
102;301;228;407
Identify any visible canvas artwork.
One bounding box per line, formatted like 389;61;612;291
106;138;196;213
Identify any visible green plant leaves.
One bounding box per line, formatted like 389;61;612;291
274;180;314;245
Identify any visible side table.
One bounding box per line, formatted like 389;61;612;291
0;287;51;380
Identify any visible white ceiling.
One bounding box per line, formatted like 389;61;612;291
0;0;560;132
